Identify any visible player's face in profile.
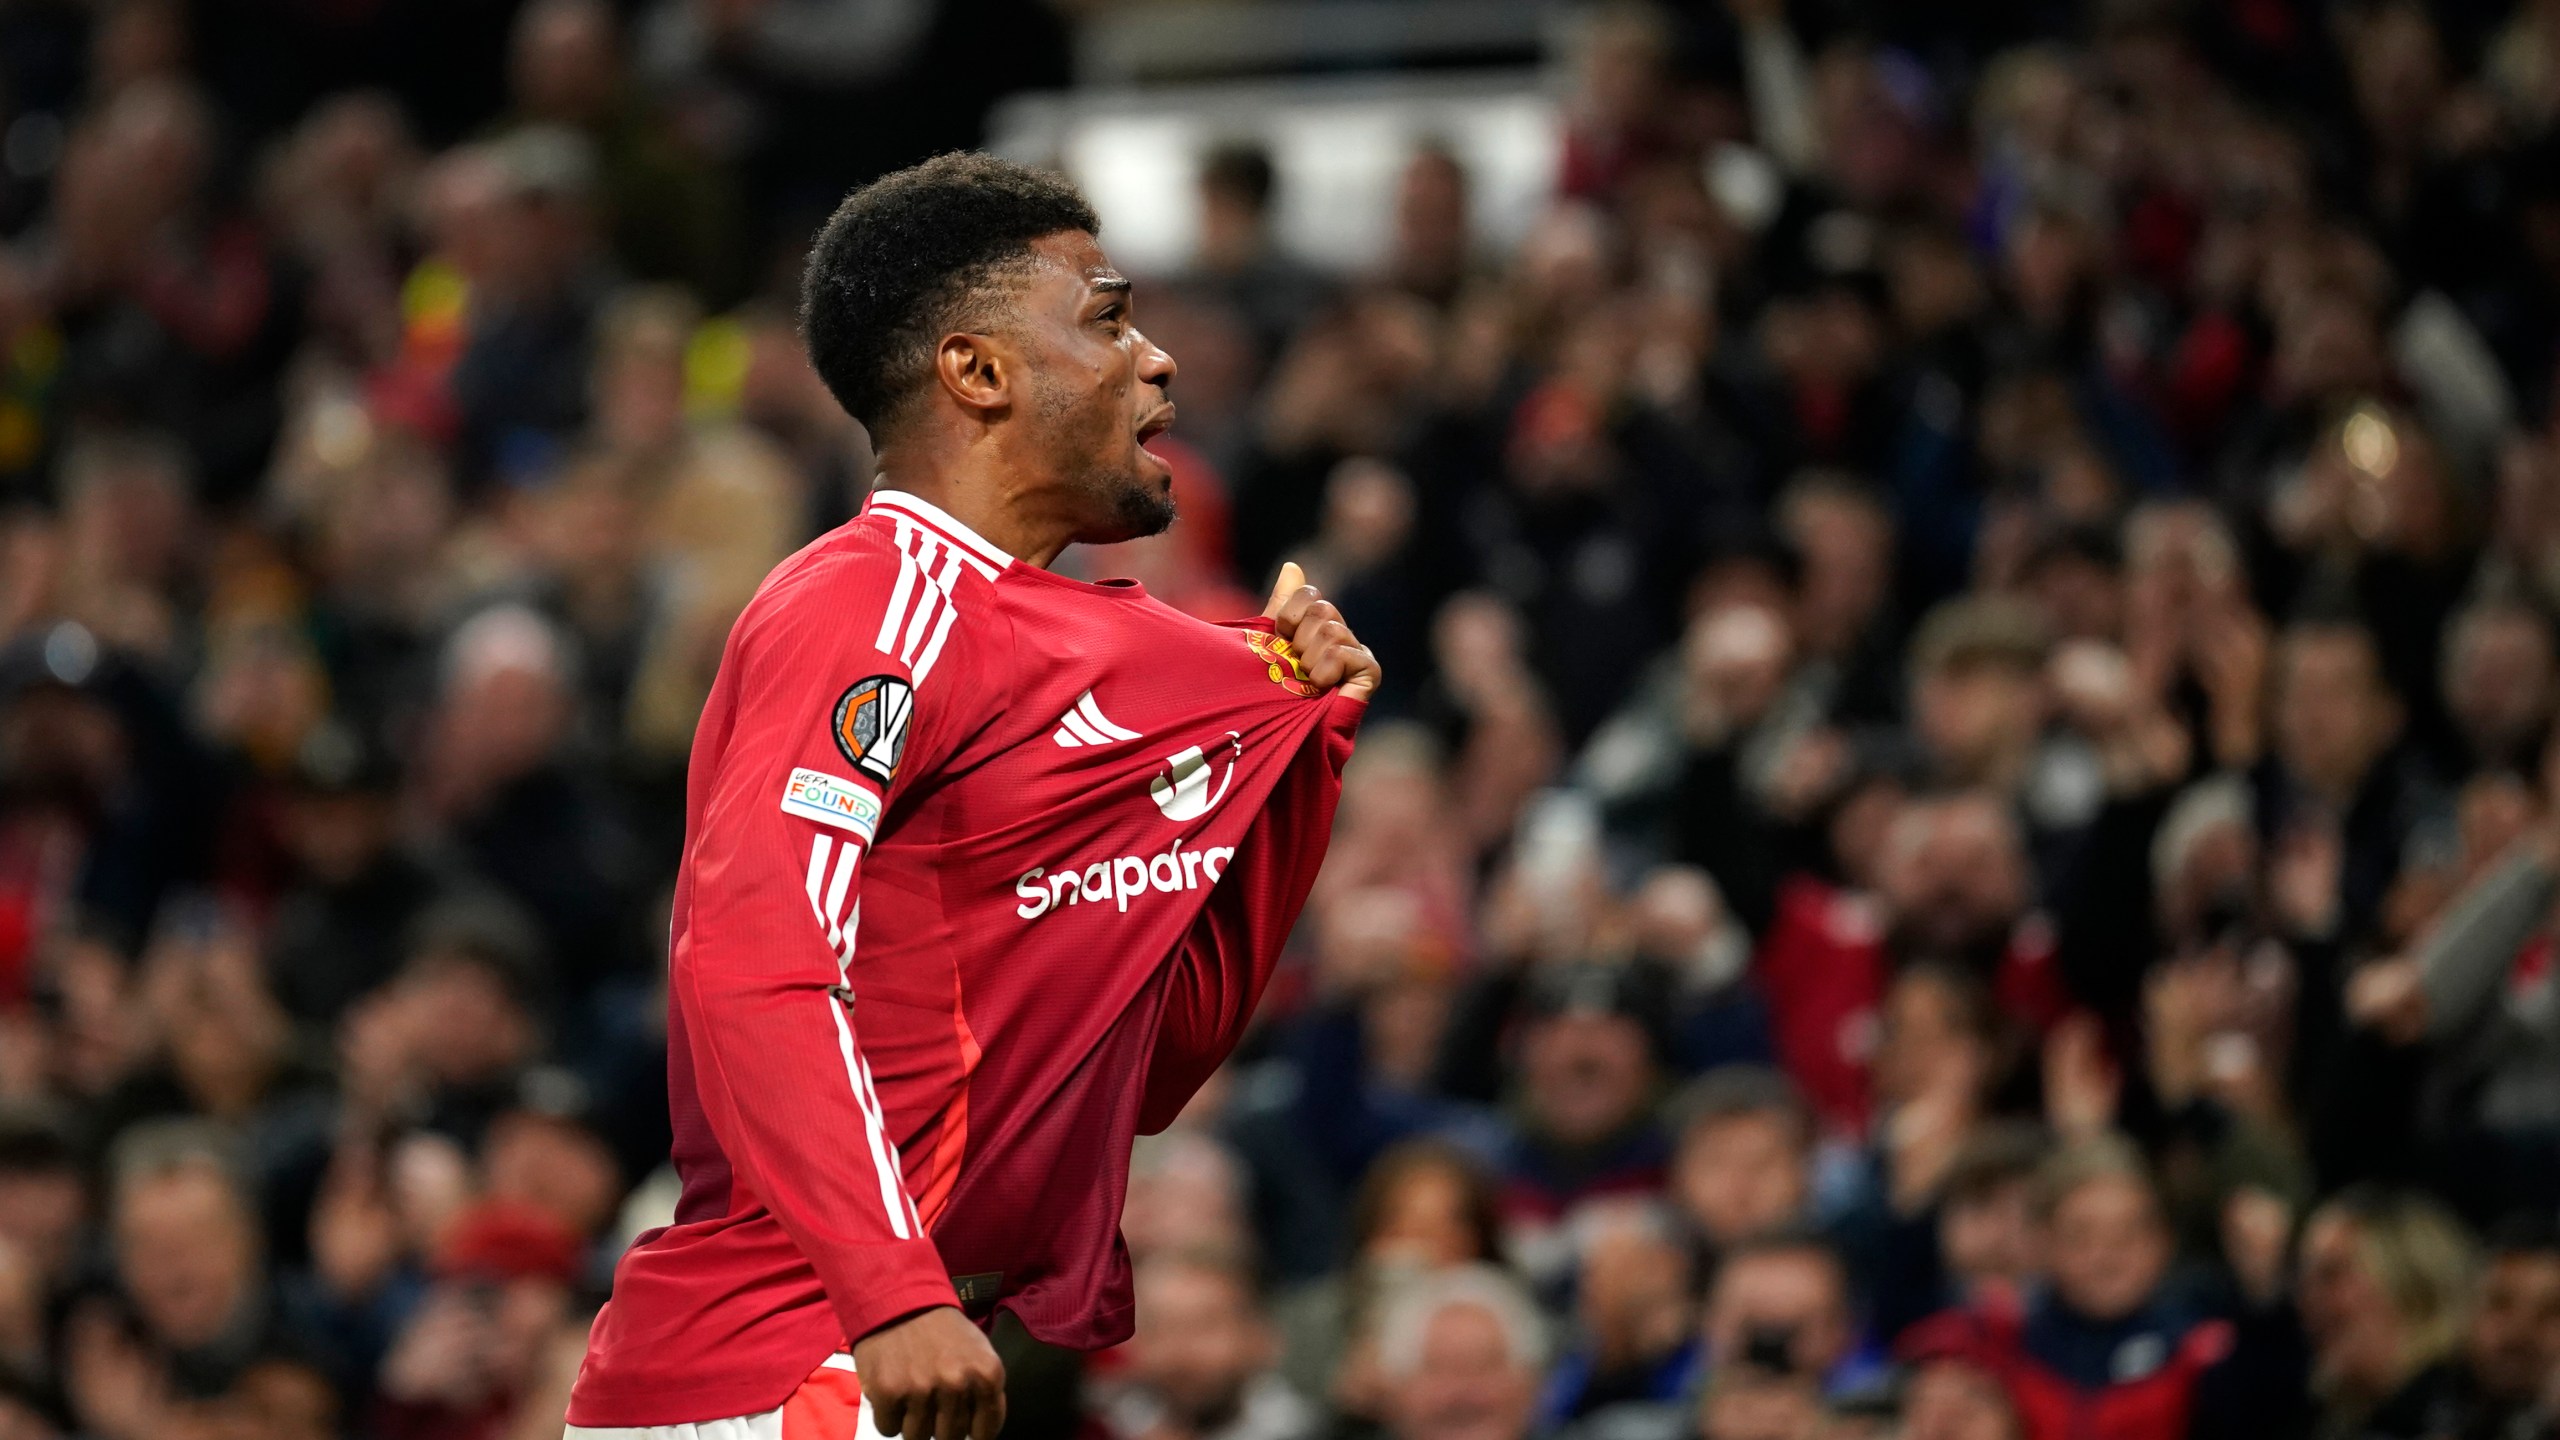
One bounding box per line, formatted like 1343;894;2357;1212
1013;229;1180;543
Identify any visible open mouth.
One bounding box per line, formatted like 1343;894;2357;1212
1137;405;1176;444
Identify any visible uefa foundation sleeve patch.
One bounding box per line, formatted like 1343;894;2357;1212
780;766;883;840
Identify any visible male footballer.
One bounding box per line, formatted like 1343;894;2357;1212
563;154;1375;1439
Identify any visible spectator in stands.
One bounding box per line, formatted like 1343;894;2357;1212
1542;1202;1697;1423
1495;963;1674;1284
478;1098;623;1253
2438;1215;2560;1440
1900;1354;2023;1440
263;722;458;1031
2256;617;2430;953
1860;963;2017;1228
1626;868;1767;1076
2295;1188;2479;1440
1123;1132;1258;1273
1866;1122;2050;1344
1274;1140;1508;1427
1901;1137;2304;1440
443;128;614;492
1190;142;1328;370
1105;1251;1311;1440
0;1110;87;1331
2342;756;2560;1214
370;1199;583;1440
1699;1229;1876;1400
337;902;547;1147
1905;599;2053;812
1385;143;1477;311
1377;1265;1549;1440
2437;599;2559;780
66;1121;323;1436
1663;1067;1814;1262
411;605;642;994
501;0;739;303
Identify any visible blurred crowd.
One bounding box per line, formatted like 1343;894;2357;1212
7;0;2560;1438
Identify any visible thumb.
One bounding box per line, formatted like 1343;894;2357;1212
1262;561;1307;621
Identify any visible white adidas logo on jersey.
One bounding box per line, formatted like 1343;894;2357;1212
1051;688;1143;747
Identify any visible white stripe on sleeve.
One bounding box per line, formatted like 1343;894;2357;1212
874;519;922;653
827;997;913;1240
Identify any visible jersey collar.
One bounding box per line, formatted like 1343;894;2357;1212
864;488;1017;571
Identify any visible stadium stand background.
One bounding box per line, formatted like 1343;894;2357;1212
3;0;2560;1436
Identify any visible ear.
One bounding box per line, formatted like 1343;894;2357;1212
934;331;1013;417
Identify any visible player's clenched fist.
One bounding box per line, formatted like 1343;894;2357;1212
1262;562;1382;701
854;1306;1007;1440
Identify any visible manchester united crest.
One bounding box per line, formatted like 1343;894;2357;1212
1241;630;1320;698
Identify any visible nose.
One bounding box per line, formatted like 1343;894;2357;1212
1136;327;1177;393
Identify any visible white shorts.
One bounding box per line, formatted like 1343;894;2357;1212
566;1354;873;1440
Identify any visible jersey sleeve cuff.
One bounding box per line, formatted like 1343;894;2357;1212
825;1251;966;1344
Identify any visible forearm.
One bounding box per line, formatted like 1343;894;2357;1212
2419;843;2559;1040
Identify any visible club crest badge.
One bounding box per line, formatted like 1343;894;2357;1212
1241;630;1319;698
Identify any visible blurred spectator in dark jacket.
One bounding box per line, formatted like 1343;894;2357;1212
263;721;458;1032
2436;597;2559;783
1386;144;1480;313
337;901;546;1148
1662;1066;1814;1263
1190;143;1329;373
500;0;740;305
1899;1137;2305;1440
1542;1202;1696;1424
64;1121;326;1435
0;1109;82;1422
35;81;300;502
2435;1214;2560;1440
2296;1187;2479;1440
1495;962;1674;1287
370;1199;582;1440
1757;792;2057;1137
1104;1250;1312;1440
1865;1121;2050;1346
442;128;615;493
0;621;217;970
2255;616;2435;956
412;604;642;994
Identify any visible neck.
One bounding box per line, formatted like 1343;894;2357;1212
872;445;1078;569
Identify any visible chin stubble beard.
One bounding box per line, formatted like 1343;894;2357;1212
1112;469;1178;538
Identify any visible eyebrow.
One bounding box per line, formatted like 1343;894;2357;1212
1088;274;1133;299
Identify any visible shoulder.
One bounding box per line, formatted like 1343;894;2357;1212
740;512;1008;685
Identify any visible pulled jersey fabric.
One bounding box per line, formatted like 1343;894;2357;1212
569;490;1363;1427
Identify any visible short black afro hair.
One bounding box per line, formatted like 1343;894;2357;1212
800;152;1099;437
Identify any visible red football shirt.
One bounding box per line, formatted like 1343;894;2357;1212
568;490;1363;1426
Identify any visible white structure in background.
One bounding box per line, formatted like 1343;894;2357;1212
988;70;1560;277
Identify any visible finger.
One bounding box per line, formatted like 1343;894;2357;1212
1301;621;1352;684
936;1386;972;1440
872;1392;907;1438
1261;562;1308;620
974;1380;1007;1440
1274;585;1323;637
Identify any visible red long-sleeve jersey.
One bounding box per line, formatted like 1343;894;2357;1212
567;490;1362;1428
